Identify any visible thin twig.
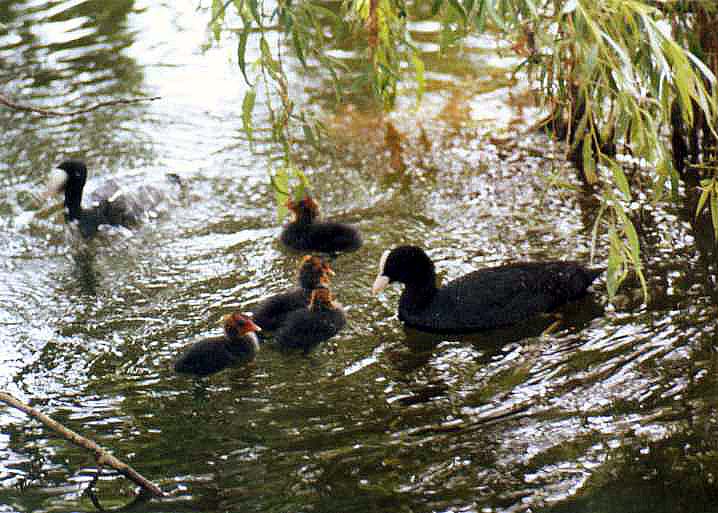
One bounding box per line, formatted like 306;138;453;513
0;391;165;498
0;94;161;117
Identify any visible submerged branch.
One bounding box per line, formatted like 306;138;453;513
0;94;161;117
0;391;165;498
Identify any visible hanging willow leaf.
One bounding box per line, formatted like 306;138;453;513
260;37;280;75
610;162;631;201
272;167;290;222
447;0;467;24
411;52;425;105
291;26;307;68
211;0;225;42
237;29;251;85
242;88;256;142
302;121;316;148
247;0;261;26
582;134;597;184
606;228;623;299
711;188;718;239
695;179;712;220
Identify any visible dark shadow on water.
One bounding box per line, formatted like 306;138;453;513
544;432;718;513
71;247;100;296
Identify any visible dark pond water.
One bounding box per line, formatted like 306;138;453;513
2;1;718;512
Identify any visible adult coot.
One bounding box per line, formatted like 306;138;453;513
174;312;261;377
372;245;602;334
280;195;362;254
276;287;346;352
46;159;172;238
252;255;335;331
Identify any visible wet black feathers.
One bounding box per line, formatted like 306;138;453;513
276;304;346;352
53;159;168;238
174;334;257;377
381;246;602;334
252;289;311;331
280;197;362;254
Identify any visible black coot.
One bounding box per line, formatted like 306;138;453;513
372;245;602;334
46;159;172;238
252;255;334;331
280;196;362;254
276;287;346;353
174;313;260;377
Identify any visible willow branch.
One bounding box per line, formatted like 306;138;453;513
0;391;165;498
0;94;161;117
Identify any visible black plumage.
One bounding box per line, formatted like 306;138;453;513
372;245;602;334
252;255;334;331
276;287;346;352
280;196;362;254
46;159;170;238
174;313;260;377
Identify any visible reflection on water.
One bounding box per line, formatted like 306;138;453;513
1;1;718;512
0;0;151;183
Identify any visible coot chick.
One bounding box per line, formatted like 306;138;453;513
252;255;335;331
280;195;362;254
372;245;602;334
174;313;261;377
276;287;346;353
46;159;169;238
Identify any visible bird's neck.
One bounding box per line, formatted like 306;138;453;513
64;183;84;221
402;274;439;310
229;333;259;356
294;211;318;225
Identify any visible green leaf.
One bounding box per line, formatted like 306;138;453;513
623;215;640;264
302;121;316;148
615;206;640;264
272;167;289;222
447;0;467;25
260;37;280;75
291;27;307;68
695;184;711;220
523;0;538;18
686;50;717;87
242;88;256;143
582;134;597;184
211;0;225;42
463;0;474;17
589;203;607;265
711;188;718;239
411;53;425;106
474;0;487;30
295;167;311;197
247;0;261;25
606;228;622;299
305;4;345;37
237;29;251;85
484;0;506;30
610;162;631;201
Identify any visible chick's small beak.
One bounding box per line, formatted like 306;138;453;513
372;275;390;295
